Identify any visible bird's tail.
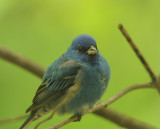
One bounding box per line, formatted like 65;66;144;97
20;111;37;129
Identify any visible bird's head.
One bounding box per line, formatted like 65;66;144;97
71;34;98;55
67;34;99;63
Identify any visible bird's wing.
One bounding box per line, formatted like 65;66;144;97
26;60;82;113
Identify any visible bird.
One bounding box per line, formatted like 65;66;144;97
20;34;111;129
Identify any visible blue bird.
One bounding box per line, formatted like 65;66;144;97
20;34;110;129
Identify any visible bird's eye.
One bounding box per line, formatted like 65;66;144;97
78;47;83;52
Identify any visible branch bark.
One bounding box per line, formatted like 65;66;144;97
94;108;158;129
0;45;45;78
0;115;27;124
49;107;159;129
118;24;160;93
91;82;154;112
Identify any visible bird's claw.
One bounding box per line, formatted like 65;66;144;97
72;113;82;122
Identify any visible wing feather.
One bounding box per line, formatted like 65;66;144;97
26;60;81;113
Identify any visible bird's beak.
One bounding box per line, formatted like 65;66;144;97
87;46;97;55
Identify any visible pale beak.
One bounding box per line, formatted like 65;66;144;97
87;45;97;55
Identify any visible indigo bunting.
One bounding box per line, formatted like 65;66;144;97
20;34;110;129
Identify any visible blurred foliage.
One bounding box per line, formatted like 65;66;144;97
0;0;160;129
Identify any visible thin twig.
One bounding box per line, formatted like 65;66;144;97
47;116;78;129
0;115;28;124
47;82;155;129
118;24;157;82
0;45;45;78
90;82;153;112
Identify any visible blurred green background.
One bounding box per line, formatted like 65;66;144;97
0;0;160;129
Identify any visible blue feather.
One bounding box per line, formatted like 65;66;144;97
20;34;111;128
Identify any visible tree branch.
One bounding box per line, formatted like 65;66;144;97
118;24;160;92
47;116;77;129
91;82;154;112
49;107;159;129
47;82;156;129
0;81;157;129
94;108;158;129
0;45;45;78
0;115;28;124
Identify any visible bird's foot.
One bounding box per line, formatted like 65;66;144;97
72;113;82;122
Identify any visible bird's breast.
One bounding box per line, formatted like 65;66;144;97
60;62;110;115
77;64;107;103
